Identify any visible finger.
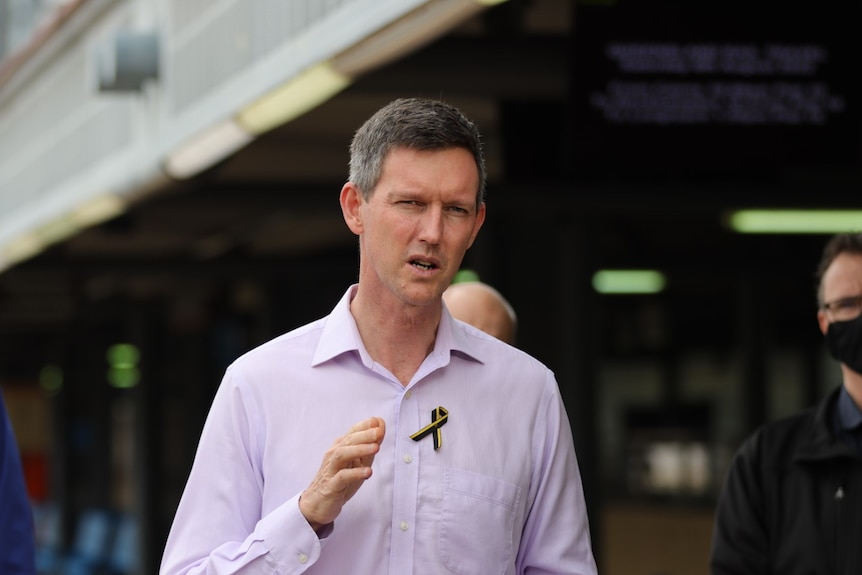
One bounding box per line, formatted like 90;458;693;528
330;443;380;468
342;418;386;446
320;465;374;495
347;417;380;434
370;416;386;441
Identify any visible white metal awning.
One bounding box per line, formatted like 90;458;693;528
0;0;504;272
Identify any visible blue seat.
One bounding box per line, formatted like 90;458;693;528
34;503;62;574
107;514;139;574
60;508;115;575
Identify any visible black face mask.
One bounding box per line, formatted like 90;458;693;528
825;314;862;375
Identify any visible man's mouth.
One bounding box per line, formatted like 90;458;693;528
411;260;437;271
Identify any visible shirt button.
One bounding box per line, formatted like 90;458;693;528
400;521;409;531
405;390;412;399
403;454;413;463
297;553;308;564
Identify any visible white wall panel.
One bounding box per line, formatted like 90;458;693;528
0;0;475;270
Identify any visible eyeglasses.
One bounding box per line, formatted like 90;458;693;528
821;295;862;322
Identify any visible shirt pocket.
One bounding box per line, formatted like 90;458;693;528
439;467;521;575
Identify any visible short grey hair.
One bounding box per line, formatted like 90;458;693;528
348;97;486;206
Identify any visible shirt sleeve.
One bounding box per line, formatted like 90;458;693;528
710;432;769;575
159;369;324;575
1;394;37;575
515;372;598;575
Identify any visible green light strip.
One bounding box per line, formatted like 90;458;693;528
592;270;666;294
729;210;862;234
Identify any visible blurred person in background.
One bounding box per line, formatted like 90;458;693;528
1;389;36;574
711;231;862;575
160;97;596;574
442;280;517;345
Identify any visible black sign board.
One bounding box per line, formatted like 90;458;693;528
571;0;862;178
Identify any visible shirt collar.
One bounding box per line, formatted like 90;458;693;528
443;305;487;364
837;385;862;432
311;284;486;367
311;285;365;366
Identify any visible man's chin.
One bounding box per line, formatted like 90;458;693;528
398;284;444;308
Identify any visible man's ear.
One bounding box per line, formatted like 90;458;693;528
466;202;486;249
340;182;364;235
817;309;829;336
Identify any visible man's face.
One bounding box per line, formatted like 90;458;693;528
344;146;485;308
817;252;862;335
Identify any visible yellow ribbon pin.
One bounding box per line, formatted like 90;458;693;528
410;406;449;450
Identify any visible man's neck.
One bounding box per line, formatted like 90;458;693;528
350;290;440;386
843;366;862;410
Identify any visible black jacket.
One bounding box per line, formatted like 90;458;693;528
710;386;862;575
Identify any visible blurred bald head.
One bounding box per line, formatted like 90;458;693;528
443;281;517;345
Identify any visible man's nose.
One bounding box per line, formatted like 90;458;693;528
417;207;444;243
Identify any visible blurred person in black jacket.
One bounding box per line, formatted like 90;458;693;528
711;232;862;575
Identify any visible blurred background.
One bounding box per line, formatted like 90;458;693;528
1;0;860;573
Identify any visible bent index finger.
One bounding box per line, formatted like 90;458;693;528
344;417;385;444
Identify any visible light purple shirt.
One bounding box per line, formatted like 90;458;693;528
160;285;597;575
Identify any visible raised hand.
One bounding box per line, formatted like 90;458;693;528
299;416;386;532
